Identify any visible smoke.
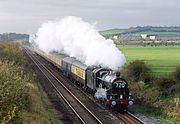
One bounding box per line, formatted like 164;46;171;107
94;88;107;100
34;16;126;70
29;34;38;47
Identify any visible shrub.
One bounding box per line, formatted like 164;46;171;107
172;66;180;83
126;60;151;82
0;61;29;123
0;42;24;64
0;42;29;123
168;83;180;95
155;77;176;91
129;82;160;104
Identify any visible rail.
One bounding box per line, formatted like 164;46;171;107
24;48;103;124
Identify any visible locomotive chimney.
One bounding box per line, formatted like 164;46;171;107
116;71;121;77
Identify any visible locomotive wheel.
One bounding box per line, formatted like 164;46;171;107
105;102;110;109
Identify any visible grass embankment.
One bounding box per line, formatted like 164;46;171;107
0;42;57;124
119;45;180;123
22;73;57;124
119;45;180;76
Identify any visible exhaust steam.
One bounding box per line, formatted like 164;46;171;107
32;16;126;70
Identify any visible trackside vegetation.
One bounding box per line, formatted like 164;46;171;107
0;42;56;124
123;60;180;123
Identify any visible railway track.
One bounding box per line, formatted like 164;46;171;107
41;61;145;124
24;47;145;124
24;48;103;124
118;112;144;124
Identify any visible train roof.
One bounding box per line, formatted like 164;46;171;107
63;57;76;64
50;51;65;56
53;53;67;59
72;60;87;70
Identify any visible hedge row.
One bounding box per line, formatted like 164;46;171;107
0;42;29;123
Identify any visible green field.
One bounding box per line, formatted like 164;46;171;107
100;27;180;37
119;45;180;76
99;29;127;35
130;31;180;36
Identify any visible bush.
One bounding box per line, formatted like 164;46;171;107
129;82;160;104
0;42;29;123
168;83;180;95
155;77;176;91
126;60;151;82
172;66;180;83
0;42;24;64
0;61;29;123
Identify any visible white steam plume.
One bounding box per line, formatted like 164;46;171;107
34;16;126;70
94;88;107;100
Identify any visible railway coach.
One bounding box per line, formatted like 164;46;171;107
71;60;87;86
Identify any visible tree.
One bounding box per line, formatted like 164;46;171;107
173;66;180;83
126;60;151;82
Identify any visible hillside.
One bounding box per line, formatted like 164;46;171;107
100;26;180;39
0;33;29;42
99;29;127;36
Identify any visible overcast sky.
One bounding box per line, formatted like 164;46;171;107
0;0;180;34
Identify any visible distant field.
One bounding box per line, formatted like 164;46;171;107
99;29;127;35
119;45;180;76
132;31;180;36
100;27;180;37
130;31;180;36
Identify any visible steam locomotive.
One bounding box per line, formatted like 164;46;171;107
32;48;133;112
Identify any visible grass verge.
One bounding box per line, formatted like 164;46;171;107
22;66;58;124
